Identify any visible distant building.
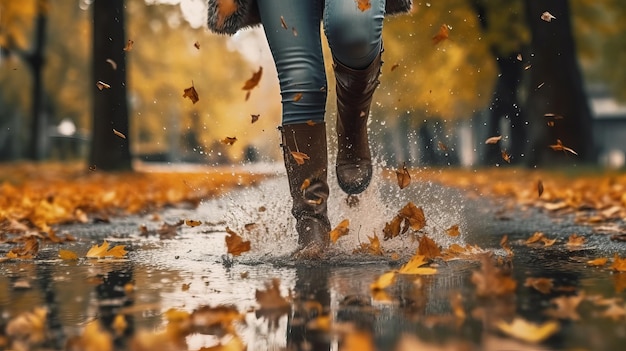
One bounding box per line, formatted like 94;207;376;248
589;85;626;169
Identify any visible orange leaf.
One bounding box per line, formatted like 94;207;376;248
86;240;127;258
610;253;626;272
587;257;608;267
356;0;371;12
225;227;251;256
293;92;303;102
485;135;502;144
123;39;134;51
395;162;411;190
432;24;449;45
59;249;79;260
242;66;263;90
566;233;585;247
524;277;553;294
418;234;441;259
397;254;437;275
216;0;238;28
445;224;460;237
471;254;517;297
549;139;578;155
185;219;202;227
290;151;310;165
221;136;237;145
329;219;350;244
501;150;511;163
370;271;396;291
526;231;545;244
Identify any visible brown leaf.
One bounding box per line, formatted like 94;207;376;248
383;215;403;240
418;234;441;259
501;150;511;163
399;202;426;231
183;84;199;104
242;66;263;90
221;136;237;145
96;81;111;90
354;234;384;256
524;277;553;294
537;179;544;197
587;257;608;267
6;307;48;344
500;235;514;257
290;151;310;165
185;219;202;227
390;63;400;72
6;236;39;259
541;11;556;22
610;253;626;272
432;24;450;45
357;0;372;11
193;41;200;50
395;162;411;189
113;129;126;139
59;249;79;260
123;39;134;51
255;279;291;327
329;219;350;244
225;227;251;256
398;254;437;275
545;294;584;320
485;135;502;144
526;231;545;244
293;92;303;102
437;141;448;151
280;16;288;29
251;114;260;123
216;0;238;28
471;254;517;297
549;139;578;155
566;233;585;247
445;224;460;237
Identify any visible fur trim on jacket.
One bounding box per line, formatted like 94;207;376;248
208;0;412;35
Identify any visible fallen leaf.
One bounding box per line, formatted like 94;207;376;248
221;136;237;145
485;135;502;144
496;318;559;343
445;224;460;237
432;24;450;45
357;0;371;12
545;294;584;320
526;231;545;244
59;249;79;260
242;66;263;90
183;84;199;104
395;162;411;189
6;307;48;344
185;219;202;227
96;81;111;90
290;151;310;165
225;227;251;256
540;237;557;247
566;233;585;247
541;11;556;22
610;253;626;272
86;240;128;258
471;254;517;297
123;39;134;51
6;236;39;259
397;254;437;275
524;277;553;294
370;271;397;291
329;219;350;244
587;257;608;267
549;139;578;155
113;129;126;139
500;235;514;256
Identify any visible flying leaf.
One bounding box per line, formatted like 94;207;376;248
390;63;400;72
516;54;523;61
59;249;79;260
485;135;502;144
432;24;449;45
395;162;411;189
221;136;237;145
216;0;238;28
383;215;403;240
96;81;111;90
123;39;134;51
399;202;426;231
329;219;350;244
537;179;544;197
251;114;260;123
290;151;310;165
500;235;514;257
501;150;511;163
106;58;117;70
354;234;383;256
496;318;559;343
183;84;199;104
437;141;448;151
185;219;202;227
541;11;556;22
397;254;437;275
193;41;200;50
113;129;126;139
445;224;460;237
549;139;578;155
86;240;128;258
280;16;288;29
524;277;553;294
242;66;263;90
293;92;303;102
356;0;371;11
417;234;441;259
225;227;250;256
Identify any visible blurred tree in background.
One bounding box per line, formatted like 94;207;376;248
0;0;625;167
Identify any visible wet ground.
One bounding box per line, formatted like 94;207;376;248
1;167;626;350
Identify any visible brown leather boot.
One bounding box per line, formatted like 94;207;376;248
280;122;331;259
334;52;382;194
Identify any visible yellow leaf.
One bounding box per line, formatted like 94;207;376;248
587;257;608;267
496;318;559;344
185;219;202;227
86;241;128;258
397;254;437;275
329;219;350;244
59;249;79;260
445;224;460;237
370;271;396;291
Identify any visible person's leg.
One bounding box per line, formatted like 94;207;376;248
257;0;330;257
324;0;386;194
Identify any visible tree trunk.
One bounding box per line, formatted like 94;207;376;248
90;0;132;171
25;0;48;160
523;0;595;166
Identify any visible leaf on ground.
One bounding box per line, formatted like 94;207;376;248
471;254;517;297
370;271;397;291
526;231;545;244
157;220;184;239
6;236;39;259
500;235;514;256
329;219;350;244
610;253;626;272
566;233;585;247
397;254;437;275
59;249;79;260
496;318;559;344
524;277;553;294
587;257;608;267
225;227;251;256
86;240;128;258
185;219;202;227
545;294;584;321
417;234;440;259
537;179;544;197
5;306;48;344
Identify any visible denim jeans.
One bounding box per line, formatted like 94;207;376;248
257;0;386;124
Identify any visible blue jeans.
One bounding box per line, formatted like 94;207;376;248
257;0;386;124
